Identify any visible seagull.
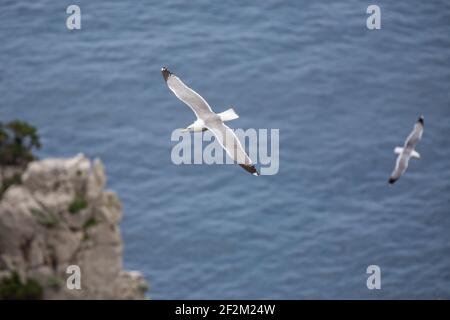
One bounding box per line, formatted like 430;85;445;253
161;67;260;176
389;115;424;184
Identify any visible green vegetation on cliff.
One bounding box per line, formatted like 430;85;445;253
0;120;40;199
0;272;43;300
0;120;41;166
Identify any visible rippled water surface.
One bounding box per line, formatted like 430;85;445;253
1;0;450;299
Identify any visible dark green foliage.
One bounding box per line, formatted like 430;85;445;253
82;216;99;241
83;216;98;230
0;173;21;199
46;276;61;290
0;120;41;166
68;195;88;214
0;272;43;300
30;208;58;229
138;283;149;293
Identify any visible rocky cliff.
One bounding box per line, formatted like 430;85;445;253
0;154;148;299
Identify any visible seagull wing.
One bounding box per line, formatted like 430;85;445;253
206;119;259;176
404;116;424;151
162;67;214;119
389;152;410;184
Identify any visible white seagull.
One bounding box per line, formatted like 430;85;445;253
161;67;260;176
389;115;424;184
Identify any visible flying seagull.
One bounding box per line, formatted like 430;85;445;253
389;115;424;184
161;67;260;176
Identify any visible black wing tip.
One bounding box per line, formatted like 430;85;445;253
239;164;260;176
161;67;172;81
388;177;397;185
418;115;424;125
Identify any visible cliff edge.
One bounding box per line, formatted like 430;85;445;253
0;154;148;299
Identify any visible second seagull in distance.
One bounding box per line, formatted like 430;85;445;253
389;115;424;184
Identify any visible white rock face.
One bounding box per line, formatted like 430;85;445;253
0;154;148;299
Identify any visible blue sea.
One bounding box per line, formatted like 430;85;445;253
1;0;449;299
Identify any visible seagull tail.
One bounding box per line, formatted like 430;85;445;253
411;150;421;159
218;108;239;122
